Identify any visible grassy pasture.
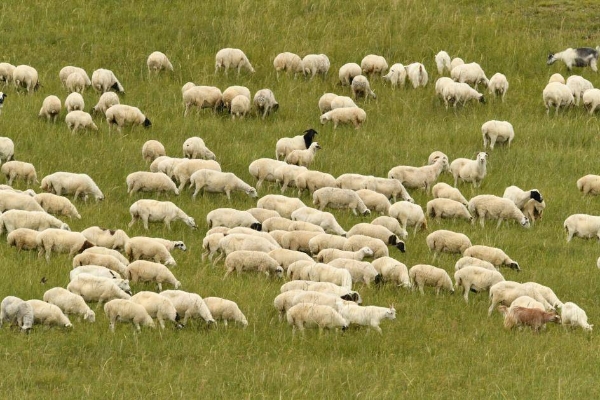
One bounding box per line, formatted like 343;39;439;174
1;0;600;398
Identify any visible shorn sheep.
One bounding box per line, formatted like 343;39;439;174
129;199;197;230
449;152;488;188
468;195;530;228
215;48;255;75
481;120;514;150
547;47;600;72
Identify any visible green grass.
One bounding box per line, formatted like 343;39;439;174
1;0;600;398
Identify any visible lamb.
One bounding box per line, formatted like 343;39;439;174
371;257;410;288
435;51;452;75
130;291;181;329
65;71;87;94
80;226;129;250
126;171;179;196
82;246;129;265
451;62;489;88
206;208;262;230
224;250;283;278
351;75;377;100
72;252;128;276
442;81;485;108
0;296;34;332
59;66;91;88
338;304;395;334
141;140;166;163
547;47;599;72
405;62;428;88
26;300;72;328
273;52;303;79
522;199;546;225
0;210;70;234
468;195;531;228
498;305;560;333
431;182;468;205
91;68;125;93
275;129;318;161
65;92;84;112
203;297;248;327
330;96;358;110
253;89;279;119
454;266;505;303
463;245;520;271
502;186;544;210
343;234;396;258
308;233;349;255
488;73;509;101
313;187;370;216
7;227;39;251
146;51;174;73
449;152;488;188
103;299;155;332
173;159;221;191
347;222;404;245
12;65;40;92
454;256;497;271
40;172;104;201
246;208;281;223
426;229;472;258
319;107;367;129
0;137;13;162
129;199;196;230
91;92;120;116
338;63;362;86
583;88;600;114
248;158;288;189
286;303;348;333
316;247;373;264
215;48;255;75
268;248;314;271
481;120;514;150
577;174;600;195
370;216;408;240
182;136;216;160
408;264;454;295
285;142;321;168
371;177;414;203
105;104;151;132
43;287;95;323
566;75;594;106
382;63;407;89
191;170;256;200
126;260;181;291
291;207;347;236
355;189;391;215
388;201;428;235
318;93;337;114
124;236;177;266
361;54;388;76
561;302;593;331
542;82;574;115
0;190;45;212
295;170;336;196
257;194;306;219
230;95;251;119
302;54;330;79
159;290;215;326
426;198;473;223
387;156;448;192
67;275;132;305
0;63;16;86
36;229;94;261
1;161;37;186
70;265;122;280
65;111;98;133
39;95;62;122
522;282;563;310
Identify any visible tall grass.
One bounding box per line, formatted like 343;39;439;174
1;0;600;398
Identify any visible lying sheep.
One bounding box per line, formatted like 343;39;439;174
126;260;181;291
273;52;303;79
488;281;553;316
203;297;248;327
80;226;129;250
351;75;376;100
431;182;468;205
561;302;593;331
275;129;318;161
65;111;98;133
382;63;407;89
361;54;388;76
347;222;403;245
91;68;124;93
72;252;128;276
141;140;166;163
313;187;370;216
191;170;256;200
481;120;514;150
1;161;37;186
0;190;45;212
40;172;104;202
338;63;362;86
371;257;410;288
124;236;176;266
427;198;473;223
583;88;600;114
147;51;174;73
426;229;472;258
126;171;179;196
285;142;321;168
159;290;215;326
224;250;283;278
130;291;181;329
387;157;448;192
215;48;255;75
13;65;40;93
291;207;347;236
0;210;70;234
449;152;488;188
105;104;151;132
543;82;574;115
488;73;509;101
91;92;120;116
173;159;221;191
338;304;395;334
302;54;330;79
435;51;452;75
206;208;261;230
454;266;505;303
129;199;196;230
316;247;373;264
576;174;600;195
65;92;84;112
318;93;337;114
103;299;155;332
0;296;34;332
70;265;122;280
7;227;39;251
454;256;497;271
295;170;336;196
257;194;306;219
320;107;366;129
406;62;428;88
388;201;427;235
463;245;520;271
253;89;279;119
83;246;129;265
409;264;454;295
564;214;600;242
43;287;95;323
286;303;348;333
26;300;72;328
67;275;132;305
39;95;61;122
36;229;94;261
468;195;531;228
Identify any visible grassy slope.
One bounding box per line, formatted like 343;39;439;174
1;0;600;398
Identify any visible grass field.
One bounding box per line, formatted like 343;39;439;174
1;0;600;398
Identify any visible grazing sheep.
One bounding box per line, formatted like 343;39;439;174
43;287;95;322
40;172;104;201
285;142;321;168
313;187;370;216
502;186;544;211
522;282;563;309
320;107;367;129
126;171;179;196
431;182;468;205
382;63;407;89
547;47;599;72
159;290;215;326
275;129;318;161
65;92;84;112
488;73;509;101
308;233;349;255
295;170;336;196
0;190;45;212
463;245;520;271
343;234;397;258
83;247;129;265
318;93;337;114
302;54;330;79
215;48;255;75
39;95;62;122
26;300;72;328
103;299;155;332
13;65;39;92
230;95;251;119
582;88;600;114
0;296;34;332
454;256;497;271
281;230;323;253
372;177;414;203
435;51;452;75
426;229;472;258
454;266;505;303
0;63;16;86
509;296;546;312
405;62;428;88
183;86;224;116
273;52;303;79
203;297;248;327
268;248;314;271
72;252;128;276
206;208;261;230
355;189;391;215
351;75;377;100
291;207;347;236
549;73;566;84
564;214;600;242
561;302;593;331
262;216;294;232
1;161;37;186
361;54;388;76
224;250;283;278
0;137;14;162
273;163;307;193
222;85;251;110
338;63;362;86
451;57;464;70
65;111;98;133
387;157;448;192
67;275;132;305
59;66;91;89
212;233;280;264
281;281;361;303
129;199;196;230
91;92;120;116
543;82;574;115
449;152;488;188
330;96;357;110
577;174;600;195
257;194;306;219
80;226;129;250
253;88;279;119
566;75;593;106
427;198;473;223
409;264;454;295
435;77;454;102
286;303;348;333
124;236;177;266
481;120;514;150
126;260;181;291
370;216;408;240
336;173;376;191
316;247;373;264
36;229;94;261
130;291;181;329
338;304;395;334
182;136;216;160
141;140;166;163
307;262;353;289
287;260;316;281
70;265;122;281
91;68;124;93
347;222;403;245
173;159;222;191
147;51;173;73
0;210;70;234
191;170;256;200
246;208;280;223
105;104;151;132
371;257;410;288
499;305;560;332
388;201;428;235
7;227;39;251
451;62;489;88
442;81;485;108
468;195;531;228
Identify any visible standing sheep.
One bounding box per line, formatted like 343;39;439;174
273;52;304;79
338;304;396;334
91;68;124;93
275;129;318;161
285;142;321;168
547;47;600;72
286;303;348;333
318;93;337;114
449;152;488;188
80;226;129;250
406;62;428;88
488;73;509;101
203;297;248;327
431;182;468;205
43;287;95;322
65;111;98;133
426;229;472;258
319;107;367;129
426;198;473;223
454;266;505;303
183;86;223;116
253;89;279;119
67;275;132;305
387;157;448;192
124;236;176;266
65;92;84;112
435;51;452;75
40;172;104;202
103;299;155;332
65;71;87;94
561;302;593;331
463;245;520;271
36;229;94;261
105;104;151;132
302;54;330;79
130;291;181;329
191;170;256;200
382;63;407;89
230;95;251;119
361;55;388;76
313;187;370;216
338;63;362;86
13;65;39;93
7;227;40;251
0;137;14;162
351;75;377;100
0;210;70;234
388;201;428;235
566;75;593;106
182;136;216;160
159;290;215;326
1;161;37;186
409;264;454;295
224;250;283;278
126;260;181;291
0;296;34;332
39;95;62;122
563;214;600;242
129;199;196;230
147;51;174;73
126;171;179;196
371;257;411;288
26;300;72;328
468;195;531;228
215;48;255;75
481;120;514;150
577;174;600;195
141;140;166;163
543;82;574;115
0;63;16;86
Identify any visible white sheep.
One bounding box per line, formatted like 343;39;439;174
246;208;280;223
547;47;599;72
442;81;485;108
306;262;353;290
206;208;262;230
338;63;362;86
130;291;181;329
65;92;84;112
308;233;349;255
159;290;215;326
454;256;497;271
468;195;531;228
72;252;128;276
370;216;408;240
257;194;306;219
248;158;287;189
481;120;514;150
0;210;70;234
141;140;166;163
320;107;367;129
295;170;336;196
291;207;347;236
583;88;600;114
1;161;37;186
508;296;546;313
316;247;373;264
488;72;509;101
450;57;464;69
371;257;410;288
338;304;395;334
361;54;388;76
351;75;377;100
203;297;248;327
182;136;216;160
43;287;95;322
286;303;348;333
40;172;104;201
105;104;151;132
36;229;94;261
564;214;600;242
355;189;391;215
409;264;454;295
13;65;39;92
147;51;173;73
273;160;307;193
435;77;454;102
103;299;155;332
129;199;196;230
124;236;177;266
262;216;294;232
230;95;251;119
126;171;179;196
382;63;407;89
39;95;62;122
318;93;337;114
287;220;325;233
372;177;414;203
0;296;33;332
6;227;39;251
70;265;122;280
577;174;600;195
173;159;221;191
302;54;330;79
313;187;370;216
343;234;391;259
454;266;505;303
388;201;428;235
82;246;129;265
449;152;488;188
212;233;280;264
80;226;129;250
522;199;546;225
488;281;553;316
253;88;279;119
561;302;593;331
275;129;318;161
0;190;44;212
221;85;251;110
463;245;520;271
65;110;98;133
431;182;468;205
215;48;255;75
59;66;91;88
387;157;448;192
0;137;14;162
287;260;316;281
405;62;428;88
426;229;472;258
26;300;72;328
451;62;489;88
347;222;404;246
0;63;16;86
65;71;87;94
224;250;283;278
126;260;181;291
91;68;124;93
281;230;323;253
91;92;120;116
285;142;321;168
280;281;361;303
336;173;376;191
435;51;452;75
273;52;303;79
191;170;256;200
566;75;594;106
330;96;358;110
549;73;565;84
502;186;544;210
426;198;473;223
522;282;563;309
543;82;574;115
268;248;313;271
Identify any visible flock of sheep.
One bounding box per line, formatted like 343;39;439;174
0;45;598;334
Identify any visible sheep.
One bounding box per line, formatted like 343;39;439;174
442;81;485;108
141;140;166;163
126;260;180;291
39;95;62;122
435;51;452;75
343;234;395;259
268;248;314;271
287;260;316;281
481;120;514;150
0;190;45;212
275;129;318;161
498;305;560;333
449;152;488;188
70;265;122;281
105;104;151;132
426;229;472;258
347;222;404;245
129;199;196;230
146;51;173;73
463;245;520;271
130;291;181;329
124;237;177;266
40;172;104;202
372;177;415;203
561;302;593;331
338;304;395;334
26;300;72;328
287;220;325;233
388;201;428;235
262;216;294;232
318;93;337;114
36;229;93;261
7;227;39;251
509;295;546;312
307;262;353;290
406;62;428;88
246;208;280;223
295;170;336;196
451;62;488;88
426;198;473;224
159;290;215;326
273;52;303;79
543;82;574;115
126;171;179;196
549;73;566;84
275;164;309;194
286;303;348;333
72;252;128;276
1;161;37;186
454;256;497;271
248;158;288;189
308;234;349;255
468;195;531;228
285;142;321;168
191;170;256;200
351;75;377;100
289;291;348;314
547;47;599;72
215;48;254;75
173;159;221;191
522;282;563;309
435;77;454;102
335;173;376;191
387;157;448;192
453;266;505;303
409;264;454;295
67;275;132;305
0;137;14;162
0;91;8;113
65;71;87;94
221;85;252;111
253;88;279;119
316;247;373;264
65;92;84;113
577;174;600;195
431;182;468;205
0;185;34;196
33;193;78;220
59;66;91;88
371;257;410;288
82;247;129;265
564;213;600;242
370;216;408;240
521;199;546;225
80;226;129;250
302;54;330;79
281;230;323;253
488;72;509;101
43;287;95;323
12;65;39;92
502;186;544;211
206;208;261;230
0;63;16;86
257;194;306;219
291;207;347;236
355;189;391;215
213;233;280;264
224;250;283;278
338;63;362;85
91;68;124;93
280;281;362;303
0;296;34;332
582;88;600;114
274;290;307;318
330;96;358;110
65;110;98;133
360;54;388;76
91;92;120;116
203;297;248;327
312;187;370;216
202;233;225;262
146;237;186;253
0;210;70;234
103;299;155;332
230;95;251;119
566;75;594;106
182;136;216;160
320;107;367;129
382;63;407;89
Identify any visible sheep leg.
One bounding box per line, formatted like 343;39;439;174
371;324;383;334
141;215;149;230
128;215;138;228
479;216;485;228
496;219;503;229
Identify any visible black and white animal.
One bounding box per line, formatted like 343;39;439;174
0;92;6;115
547;47;600;72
